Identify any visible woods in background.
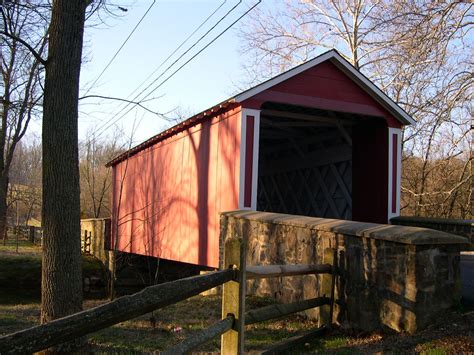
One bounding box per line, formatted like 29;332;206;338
6;134;124;224
79;133;124;219
2;1;472;227
0;2;47;241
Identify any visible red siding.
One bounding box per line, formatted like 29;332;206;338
111;107;242;268
110;57;404;267
243;61;402;129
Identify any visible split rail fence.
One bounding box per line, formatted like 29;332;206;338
0;237;337;354
81;229;92;254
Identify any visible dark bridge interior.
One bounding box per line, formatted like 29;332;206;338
257;102;379;220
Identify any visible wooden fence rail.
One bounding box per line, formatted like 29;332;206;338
0;269;235;354
245;297;331;325
162;315;235;355
246;264;332;279
0;237;337;354
219;234;338;355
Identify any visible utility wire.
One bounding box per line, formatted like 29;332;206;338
116;0;228;112
136;0;262;104
94;0;241;136
83;0;157;96
93;1;261;144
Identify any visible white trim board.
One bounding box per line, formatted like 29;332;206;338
235;50;415;126
238;110;247;210
249;109;260;211
238;108;261;211
388;127;402;221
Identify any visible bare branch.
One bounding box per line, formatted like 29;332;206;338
0;30;47;66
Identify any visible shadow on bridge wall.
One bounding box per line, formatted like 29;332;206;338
110;107;241;269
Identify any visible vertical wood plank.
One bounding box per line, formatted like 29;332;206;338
329;248;337;326
320;247;335;326
221;230;247;355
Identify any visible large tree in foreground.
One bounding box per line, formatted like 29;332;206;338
41;0;89;335
2;3;87;347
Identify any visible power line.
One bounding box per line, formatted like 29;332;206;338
137;1;262;104
94;0;242;136
93;1;261;144
83;1;157;96
116;0;228;111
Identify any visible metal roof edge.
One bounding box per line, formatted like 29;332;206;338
106;99;237;167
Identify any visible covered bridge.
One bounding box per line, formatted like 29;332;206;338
106;49;415;269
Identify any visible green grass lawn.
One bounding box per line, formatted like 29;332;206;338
0;294;349;353
1;237;473;353
0;237;104;291
1;294;472;353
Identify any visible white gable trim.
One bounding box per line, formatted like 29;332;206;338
235;50;415;126
235;51;334;102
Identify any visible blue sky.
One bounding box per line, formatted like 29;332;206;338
75;0;258;145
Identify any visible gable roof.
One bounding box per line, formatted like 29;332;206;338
234;49;415;125
107;49;415;167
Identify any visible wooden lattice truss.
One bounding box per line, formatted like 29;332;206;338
257;104;358;220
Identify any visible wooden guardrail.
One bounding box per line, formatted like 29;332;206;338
81;229;92;254
0;270;235;354
0;238;337;354
217;234;337;354
9;225;43;244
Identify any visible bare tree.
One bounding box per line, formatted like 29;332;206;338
0;2;47;242
80;132;123;219
8;136;42;226
2;3;165;351
240;0;473;219
2;1;96;350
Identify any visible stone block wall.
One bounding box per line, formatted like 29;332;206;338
391;216;473;248
220;211;468;333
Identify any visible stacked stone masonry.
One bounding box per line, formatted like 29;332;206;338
391;216;473;247
220;211;468;333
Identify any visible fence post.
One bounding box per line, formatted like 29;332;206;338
329;248;337;326
82;230;86;253
320;247;336;326
29;226;35;243
87;231;92;254
221;230;247;355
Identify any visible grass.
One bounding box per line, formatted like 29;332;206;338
0;295;324;353
0;236;104;292
1;237;473;353
2;294;472;353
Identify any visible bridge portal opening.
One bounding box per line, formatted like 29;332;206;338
257;102;383;220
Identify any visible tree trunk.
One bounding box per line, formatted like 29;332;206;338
0;175;9;245
41;0;87;350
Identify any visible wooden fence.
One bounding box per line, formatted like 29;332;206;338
9;225;43;244
81;229;92;255
0;237;337;354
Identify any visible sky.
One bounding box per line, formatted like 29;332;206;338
71;0;259;146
